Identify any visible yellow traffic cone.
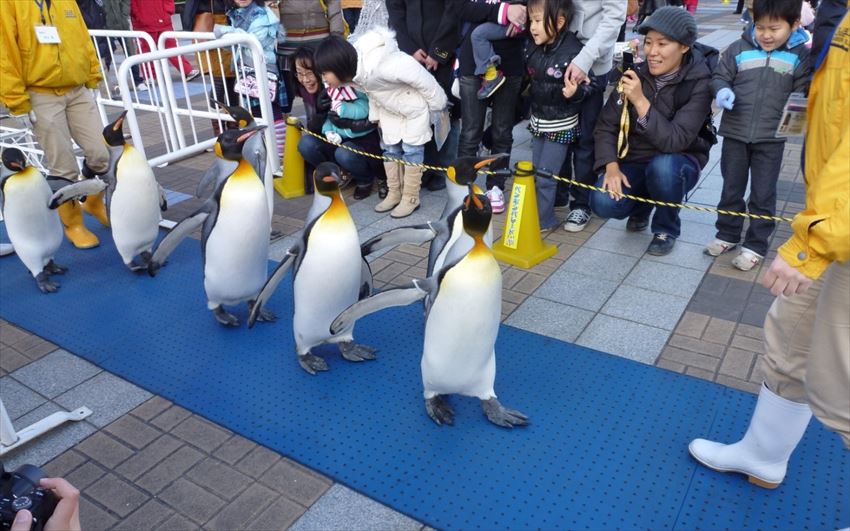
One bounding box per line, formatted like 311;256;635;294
492;160;557;268
274;116;305;199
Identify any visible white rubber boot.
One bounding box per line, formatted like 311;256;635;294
689;382;812;488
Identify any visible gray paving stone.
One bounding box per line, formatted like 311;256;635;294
558;246;639;282
686;187;721;207
235;444;281;478
624;261;706;298
86;473;149;517
131;396;172;421
76;431;134;468
583;227;653;257
159;478;226;524
117;433;184;481
248;496;305;531
577;314;669;364
155;513;200;530
65;461;107;490
172;415;232;453
0;376;47;420
137;445;205;494
54;372;152;428
10;349;100;398
1;402;97;469
79;497;119;531
543;262;621;308
259;458;331;506
643;240;714;271
105;414;162;449
290;484;421;531
204;483;278;531
676;219;720;246
113;498;175;531
186;457;252;501
214;434;257;466
151;404;192;431
601;285;690;331
42;449;87;477
504;297;595;343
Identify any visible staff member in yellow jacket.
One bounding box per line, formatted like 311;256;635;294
0;0;111;249
689;10;850;490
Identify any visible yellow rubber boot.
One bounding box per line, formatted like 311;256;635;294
57;200;99;249
80;190;110;227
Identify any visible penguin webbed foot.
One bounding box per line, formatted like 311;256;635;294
338;342;377;362
147;259;165;277
247;300;276;323
45;260;67;275
298;352;329;375
128;252;152;273
425;395;454;426
212;306;240;327
481;398;529;428
35;271;60;294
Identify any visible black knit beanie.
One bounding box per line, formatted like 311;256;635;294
638;6;698;46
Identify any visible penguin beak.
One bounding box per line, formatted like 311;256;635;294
321;170;340;184
474;154;508;170
237;125;267;143
112;110;128;131
9;160;23;171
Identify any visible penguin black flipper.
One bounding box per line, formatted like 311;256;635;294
360;223;438;257
330;277;438;336
249;145;266;191
148;204;212;275
158;184;168;211
195;159;237;198
247;240;303;328
359;258;373;300
47;179;108;209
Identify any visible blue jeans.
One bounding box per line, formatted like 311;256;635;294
590;153;700;238
471;22;511;75
383;141;426;165
297;134;374;186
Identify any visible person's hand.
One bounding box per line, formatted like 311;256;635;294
565;62;588;84
562;76;578;99
620;70;647;106
761;254;813;297
325;131;342;144
506;4;527;27
715;87;736;110
213;24;229;38
506;24;519;37
12;111;36;130
602;162;631;200
11;478;81;531
316;90;332;114
424;55;439;71
412;49;428;64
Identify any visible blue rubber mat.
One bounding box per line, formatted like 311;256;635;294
1;224;848;530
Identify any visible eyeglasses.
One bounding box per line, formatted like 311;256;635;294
295;70;316;80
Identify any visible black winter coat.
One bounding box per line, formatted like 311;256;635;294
525;31;592;121
594;49;713;171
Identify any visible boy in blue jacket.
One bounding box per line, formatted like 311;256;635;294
704;0;811;271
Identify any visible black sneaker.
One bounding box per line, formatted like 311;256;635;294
353;184;372;200
563;208;591;232
626;214;649;232
647;233;676;256
478;71;505;100
377;179;388;199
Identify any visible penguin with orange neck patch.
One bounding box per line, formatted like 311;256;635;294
149;126;275;327
248;162;376;375
332;190;528;428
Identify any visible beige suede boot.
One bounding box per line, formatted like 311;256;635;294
375;160;403;213
391;164;423;218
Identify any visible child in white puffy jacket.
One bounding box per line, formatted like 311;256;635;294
353;26;448;219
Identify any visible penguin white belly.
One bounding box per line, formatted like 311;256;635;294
204;178;270;306
3;176;62;277
110;147;161;263
421;252;502;399
293;212;360;351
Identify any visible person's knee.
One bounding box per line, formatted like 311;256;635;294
590;191;631;220
646;154;696;195
85;147;110;175
298;136;321;162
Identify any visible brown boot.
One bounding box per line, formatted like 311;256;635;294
80;190;110;227
375;161;403;213
57;200;99;249
391;164;423;218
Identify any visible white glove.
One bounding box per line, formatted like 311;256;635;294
325;131;342;144
12;111;36;131
213;24;230;39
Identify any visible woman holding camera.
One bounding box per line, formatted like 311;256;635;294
590;7;713;256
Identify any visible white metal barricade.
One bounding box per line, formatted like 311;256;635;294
117;33;278;216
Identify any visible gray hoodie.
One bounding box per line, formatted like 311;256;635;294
568;0;628;77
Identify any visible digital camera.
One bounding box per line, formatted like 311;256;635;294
0;463;57;531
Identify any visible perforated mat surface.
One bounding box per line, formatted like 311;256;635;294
1;224;848;530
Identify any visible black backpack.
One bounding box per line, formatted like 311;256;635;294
673;42;720;146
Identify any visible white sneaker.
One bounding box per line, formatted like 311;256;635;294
703;238;737;257
563;208;591;232
186;69;201;82
732;248;763;271
136;82;150;92
486;186;505;214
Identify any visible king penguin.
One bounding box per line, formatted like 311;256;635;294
247;162;376;375
361;155;506;277
195;101;267;199
332;190;528;428
0;148;106;293
101;111;168;271
149;126;275;327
